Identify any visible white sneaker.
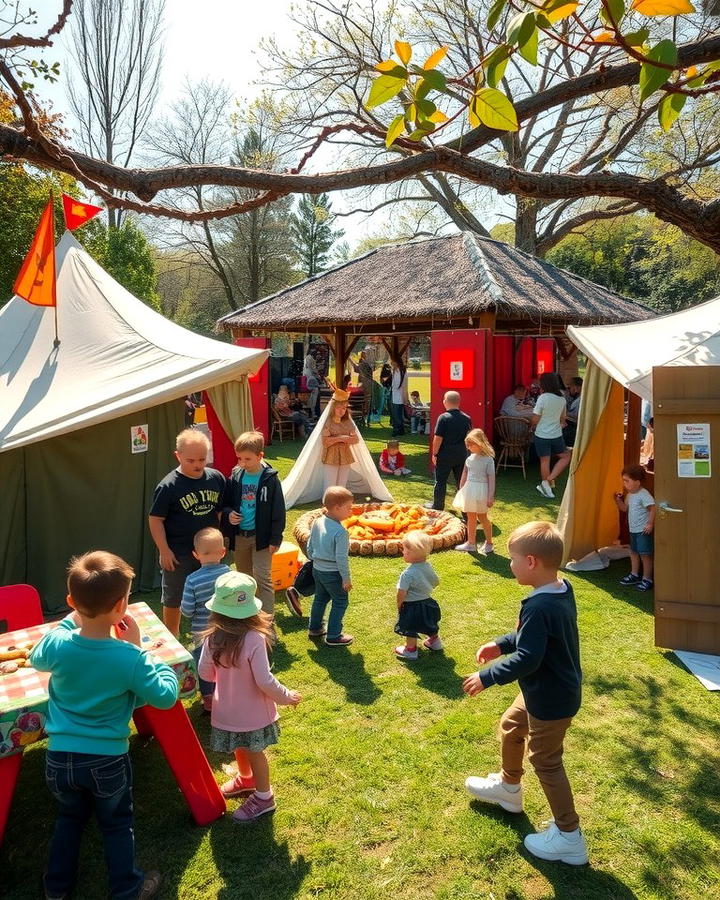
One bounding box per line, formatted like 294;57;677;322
536;480;555;499
423;501;436;510
523;822;589;865
464;772;524;813
423;635;444;651
394;644;419;660
454;541;477;552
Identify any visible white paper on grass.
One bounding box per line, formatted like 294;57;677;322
673;650;720;691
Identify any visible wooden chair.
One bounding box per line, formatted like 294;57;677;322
495;416;532;478
349;393;369;428
0;584;42;634
271;405;296;442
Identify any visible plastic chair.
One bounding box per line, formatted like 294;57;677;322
495;416;532;479
0;584;43;633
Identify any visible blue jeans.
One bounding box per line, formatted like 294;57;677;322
44;751;143;899
391;402;405;435
309;569;349;639
192;644;215;697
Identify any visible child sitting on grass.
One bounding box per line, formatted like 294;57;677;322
181;527;231;713
379;439;412;477
394;531;442;661
30;551;179;900
199;571;301;822
614;463;655;591
306;486;355;646
462;521;588;866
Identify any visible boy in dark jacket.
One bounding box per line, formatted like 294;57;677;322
223;431;286;615
462;520;588;865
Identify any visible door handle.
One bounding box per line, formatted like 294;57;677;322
658;501;684;513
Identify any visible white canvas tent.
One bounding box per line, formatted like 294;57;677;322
559;297;720;564
1;232;268;610
567;294;720;402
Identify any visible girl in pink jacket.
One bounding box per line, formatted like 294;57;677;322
199;571;301;823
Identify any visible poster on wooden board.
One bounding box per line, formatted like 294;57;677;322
676;423;711;478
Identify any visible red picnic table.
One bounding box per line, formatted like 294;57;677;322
0;601;225;843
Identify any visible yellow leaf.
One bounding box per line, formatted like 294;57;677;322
631;0;694;15
593;30;619;43
423;46;449;69
428;109;449;123
395;40;412;65
686;65;698;77
385;114;406;148
376;59;399;72
470;87;519;131
544;1;578;23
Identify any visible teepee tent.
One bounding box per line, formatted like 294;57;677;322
559;296;720;563
282;403;393;508
1;232;268;612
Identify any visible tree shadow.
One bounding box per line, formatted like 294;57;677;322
209;811;311;899
307;645;382;705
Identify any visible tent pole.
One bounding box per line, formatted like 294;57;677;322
625;391;642;465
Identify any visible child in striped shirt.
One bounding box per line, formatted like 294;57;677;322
181;527;230;712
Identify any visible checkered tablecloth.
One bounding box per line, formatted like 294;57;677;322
0;602;196;757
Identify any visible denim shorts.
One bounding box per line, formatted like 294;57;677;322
534;435;566;458
630;531;654;555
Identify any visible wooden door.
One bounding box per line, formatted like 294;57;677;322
430;329;492;443
653;365;720;653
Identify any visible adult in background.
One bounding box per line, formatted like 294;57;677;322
303;350;321;419
352;350;374;409
500;384;535;421
563;377;583;447
532;372;571;500
390;355;410;436
429;391;472;510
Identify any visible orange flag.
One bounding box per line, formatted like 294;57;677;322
13;199;57;308
62;193;103;231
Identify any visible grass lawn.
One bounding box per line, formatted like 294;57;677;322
4;426;720;899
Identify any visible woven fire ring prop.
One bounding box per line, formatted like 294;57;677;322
293;502;466;556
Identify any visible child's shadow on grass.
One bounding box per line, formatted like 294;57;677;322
404;651;464;700
209;811;311;899
469;804;640;899
307;645;382;705
470;551;515;578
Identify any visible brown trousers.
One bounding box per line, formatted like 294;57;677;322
500;693;579;832
233;536;274;614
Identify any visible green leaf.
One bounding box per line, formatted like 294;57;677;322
519;26;538;65
600;0;625;27
658;93;686;131
469;87;519;131
622;28;649;47
484;45;511;88
385;114;406;147
419;68;447;91
487;0;509;31
506;12;536;48
639;39;677;102
416;98;437;120
366;73;407;109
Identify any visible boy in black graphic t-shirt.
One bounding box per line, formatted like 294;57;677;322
149;429;225;636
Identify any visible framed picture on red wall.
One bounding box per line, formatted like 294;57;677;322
439;348;475;389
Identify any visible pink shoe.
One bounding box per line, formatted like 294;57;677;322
220;773;256;798
231;792;276;823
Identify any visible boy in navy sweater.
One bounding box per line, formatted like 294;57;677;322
462;521;588;865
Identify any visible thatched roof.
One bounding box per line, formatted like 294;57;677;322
217;231;653;332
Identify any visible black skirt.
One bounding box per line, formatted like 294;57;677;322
394;598;441;638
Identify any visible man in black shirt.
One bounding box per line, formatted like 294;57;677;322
429;391;472;510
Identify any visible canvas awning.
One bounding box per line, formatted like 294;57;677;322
567;294;720;402
1;231;269;452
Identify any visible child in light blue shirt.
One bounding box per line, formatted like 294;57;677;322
394;531;442;661
181;526;230;711
30;551;179;900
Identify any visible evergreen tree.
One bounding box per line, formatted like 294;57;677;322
290;194;345;278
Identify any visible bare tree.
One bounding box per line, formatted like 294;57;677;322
66;0;164;227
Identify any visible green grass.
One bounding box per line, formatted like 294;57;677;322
4;427;720;899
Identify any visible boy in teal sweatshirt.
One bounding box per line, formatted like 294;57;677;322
30;551;179;900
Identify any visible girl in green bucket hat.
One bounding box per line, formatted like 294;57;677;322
198;572;302;822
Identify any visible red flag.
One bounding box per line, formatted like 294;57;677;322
62;193;103;231
13;199;57;308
